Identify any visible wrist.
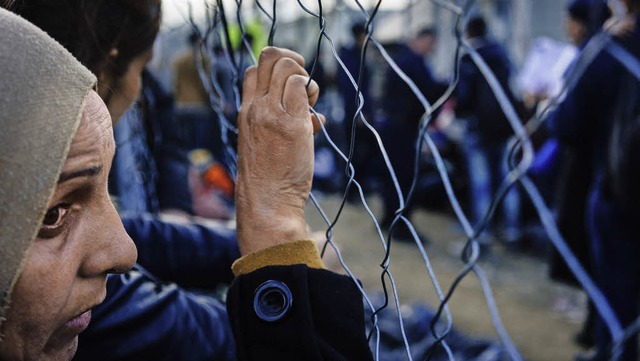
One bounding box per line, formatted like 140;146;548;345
236;204;308;255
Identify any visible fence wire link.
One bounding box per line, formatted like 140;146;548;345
179;0;640;359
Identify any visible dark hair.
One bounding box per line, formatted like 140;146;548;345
188;32;200;46
466;16;487;38
4;0;161;82
351;22;366;39
416;26;437;38
567;0;590;25
566;0;611;37
627;0;640;12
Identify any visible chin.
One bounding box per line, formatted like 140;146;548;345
42;336;79;361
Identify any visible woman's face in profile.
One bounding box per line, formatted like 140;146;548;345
0;91;137;361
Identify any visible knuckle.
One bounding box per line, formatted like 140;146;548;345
285;74;308;88
259;46;288;63
261;46;278;56
258;47;278;64
275;57;306;74
244;66;257;77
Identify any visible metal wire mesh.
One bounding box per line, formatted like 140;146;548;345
176;0;640;359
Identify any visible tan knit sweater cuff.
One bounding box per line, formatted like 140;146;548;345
232;240;326;276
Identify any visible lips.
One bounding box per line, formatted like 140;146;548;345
63;309;92;334
55;290;105;342
43;309;93;353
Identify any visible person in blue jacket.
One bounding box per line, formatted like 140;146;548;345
454;15;522;245
336;22;379;195
381;27;448;240
547;0;611;349
546;0;640;358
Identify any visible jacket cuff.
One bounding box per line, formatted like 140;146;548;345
232;240;325;276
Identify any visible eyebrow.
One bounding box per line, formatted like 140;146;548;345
58;165;103;183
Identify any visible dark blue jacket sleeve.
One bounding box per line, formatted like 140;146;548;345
75;266;236;361
227;265;373;361
121;214;241;290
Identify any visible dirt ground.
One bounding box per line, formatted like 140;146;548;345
305;194;587;361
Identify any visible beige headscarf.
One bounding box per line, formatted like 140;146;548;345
0;8;96;319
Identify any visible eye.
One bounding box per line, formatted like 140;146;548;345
41;204;70;230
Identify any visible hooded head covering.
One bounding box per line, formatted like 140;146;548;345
0;8;96;319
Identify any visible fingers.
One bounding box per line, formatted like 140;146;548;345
282;75;327;134
251;47;319;110
311;113;326;135
244;46;326;133
282;74;314;116
255;47;305;97
270;57;308;102
304;79;324;134
306;78;320;108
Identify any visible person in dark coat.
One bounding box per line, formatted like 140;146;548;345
547;0;640;358
381;27;448;239
338;22;373;133
454;16;521;244
546;0;610;349
337;22;378;195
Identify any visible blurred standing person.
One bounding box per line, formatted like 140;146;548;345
173;33;210;110
211;44;237;119
338;22;371;126
454;16;521;245
173;33;225;158
547;0;610;349
337;22;377;195
547;0;640;359
381;27;448;240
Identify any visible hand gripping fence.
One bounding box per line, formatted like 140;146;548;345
177;1;640;359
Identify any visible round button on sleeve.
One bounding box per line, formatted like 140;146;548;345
253;280;293;322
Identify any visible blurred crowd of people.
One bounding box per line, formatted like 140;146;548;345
310;0;640;359
1;0;639;359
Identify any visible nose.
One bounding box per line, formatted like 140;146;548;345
79;196;137;277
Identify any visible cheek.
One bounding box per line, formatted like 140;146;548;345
0;243;77;359
108;74;142;122
125;72;142;100
118;70;142;104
